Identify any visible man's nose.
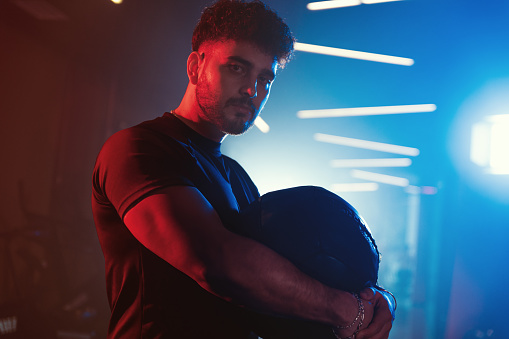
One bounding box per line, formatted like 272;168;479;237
241;78;257;98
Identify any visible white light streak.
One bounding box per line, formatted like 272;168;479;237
332;182;379;192
307;0;361;10
295;42;414;66
314;133;420;156
307;0;401;10
330;158;412;168
254;116;270;133
298;104;436;119
111;0;123;3
351;169;410;187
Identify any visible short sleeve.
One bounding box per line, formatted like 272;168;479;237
92;126;194;219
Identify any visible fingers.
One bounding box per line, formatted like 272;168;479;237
359;287;376;300
356;288;394;339
371;287;397;322
356;321;392;339
359;298;374;331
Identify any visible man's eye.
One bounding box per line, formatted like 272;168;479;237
259;76;273;85
229;64;243;73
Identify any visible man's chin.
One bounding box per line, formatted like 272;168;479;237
222;119;254;136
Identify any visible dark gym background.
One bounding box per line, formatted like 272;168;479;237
1;0;508;338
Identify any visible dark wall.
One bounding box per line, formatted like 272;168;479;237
0;7;112;336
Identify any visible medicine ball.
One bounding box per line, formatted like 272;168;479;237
234;186;380;292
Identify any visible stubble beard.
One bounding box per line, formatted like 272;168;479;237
195;76;256;136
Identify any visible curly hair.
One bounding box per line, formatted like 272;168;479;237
192;0;295;68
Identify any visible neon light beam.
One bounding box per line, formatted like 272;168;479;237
254;116;270;133
331;182;379;192
295;42;414;66
351;169;410;187
308;0;361;10
307;0;402;10
330;158;412;168
298;104;436;118
314;133;420;156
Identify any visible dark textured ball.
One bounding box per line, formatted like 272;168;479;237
234;186;380;292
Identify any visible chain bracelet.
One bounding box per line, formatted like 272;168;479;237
338;294;362;329
332;293;365;339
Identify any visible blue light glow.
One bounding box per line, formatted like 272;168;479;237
449;79;509;202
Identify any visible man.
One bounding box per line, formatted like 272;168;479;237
92;1;395;338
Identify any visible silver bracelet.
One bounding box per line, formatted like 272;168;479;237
332;293;365;339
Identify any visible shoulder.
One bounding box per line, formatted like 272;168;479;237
99;117;192;161
222;155;245;171
222;155;253;180
93;116;193;187
92;119;196;215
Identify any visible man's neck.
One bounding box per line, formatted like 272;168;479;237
171;109;226;143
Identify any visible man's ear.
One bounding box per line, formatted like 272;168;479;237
187;51;201;85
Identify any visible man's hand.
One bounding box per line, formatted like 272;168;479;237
332;293;374;339
355;287;395;339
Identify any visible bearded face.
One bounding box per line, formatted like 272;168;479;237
195;72;257;135
193;40;277;136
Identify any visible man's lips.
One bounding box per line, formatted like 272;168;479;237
229;104;255;116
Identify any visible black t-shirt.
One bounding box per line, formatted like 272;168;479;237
92;113;260;338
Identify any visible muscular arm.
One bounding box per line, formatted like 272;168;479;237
123;185;358;327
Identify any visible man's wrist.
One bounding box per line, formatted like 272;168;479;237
331;293;365;339
332;291;359;327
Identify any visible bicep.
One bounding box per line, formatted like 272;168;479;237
123;185;237;283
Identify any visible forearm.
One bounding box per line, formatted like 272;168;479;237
200;233;357;327
124;186;357;327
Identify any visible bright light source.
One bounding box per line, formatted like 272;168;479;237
331;182;379;192
298;104;436;119
491;122;509;172
449;79;509;202
351;169;410;187
471;114;509;174
307;0;361;10
487;114;509;123
111;0;123;4
254;116;270;133
314;133;420;156
307;0;402;10
470;122;491;167
295;42;414;66
330;158;412;168
488;116;509;173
